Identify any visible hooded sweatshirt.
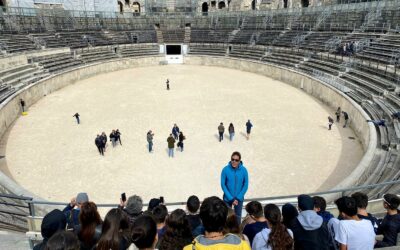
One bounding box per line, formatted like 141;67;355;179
33;209;67;250
290;210;330;250
221;162;249;202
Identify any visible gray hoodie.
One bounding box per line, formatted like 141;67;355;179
297;210;323;230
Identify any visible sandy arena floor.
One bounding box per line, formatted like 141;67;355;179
4;65;363;204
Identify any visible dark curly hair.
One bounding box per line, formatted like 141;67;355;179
158;209;193;250
264;204;293;250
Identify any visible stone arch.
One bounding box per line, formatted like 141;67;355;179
283;0;288;8
202;2;208;12
132;1;140;12
124;0;129;5
301;0;309;7
0;0;5;6
118;1;124;13
218;1;225;9
251;0;256;10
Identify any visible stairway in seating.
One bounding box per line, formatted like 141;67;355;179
156;29;164;44
166;0;175;11
184;26;191;43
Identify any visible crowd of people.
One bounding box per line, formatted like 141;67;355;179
33;191;400;250
31;151;399;250
94;130;122;156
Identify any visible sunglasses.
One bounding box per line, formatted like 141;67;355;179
231;158;240;162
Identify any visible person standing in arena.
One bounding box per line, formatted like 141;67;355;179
115;129;122;145
172;124;180;140
110;130;117;147
167;134;175;157
73;113;80;124
218;122;225;142
335;107;341;122
228;123;235;141
147;130;154;153
221;151;248;223
95;135;104;156
20;99;25;112
246;120;253;140
342;111;349;128
328;116;334;130
101;132;107;152
166;79;170;90
177;131;186;152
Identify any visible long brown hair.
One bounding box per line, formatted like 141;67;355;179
97;208;130;250
78;202;102;246
264;204;293;250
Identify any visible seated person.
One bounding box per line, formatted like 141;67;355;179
375;194;400;248
313;196;334;223
334;196;375;250
33;209;66;250
183;196;250;250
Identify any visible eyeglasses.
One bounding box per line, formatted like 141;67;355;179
231;158;240;162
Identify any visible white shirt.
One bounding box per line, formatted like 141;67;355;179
252;228;293;250
335;219;375;250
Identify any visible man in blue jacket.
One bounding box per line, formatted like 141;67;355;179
221;151;249;223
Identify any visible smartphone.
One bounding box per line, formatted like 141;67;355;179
160;196;164;204
121;193;126;202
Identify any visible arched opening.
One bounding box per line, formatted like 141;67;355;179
218;1;225;9
0;0;5;6
251;0;256;10
132;1;140;13
301;0;309;7
124;0;129;5
202;2;208;13
283;0;288;8
118;1;123;13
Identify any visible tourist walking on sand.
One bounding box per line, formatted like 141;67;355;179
342;111;349;128
167;134;175;157
73;113;80;124
110;130;117;147
172;124;180;140
147;130;154;153
335;107;341;122
101;132;107;152
246;120;253;140
95;135;104;156
115;129;122;145
166;79;170;90
177;131;186;152
218;122;225;142
228;123;235;141
328;116;334;130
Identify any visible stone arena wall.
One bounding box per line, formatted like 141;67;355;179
0;55;377;201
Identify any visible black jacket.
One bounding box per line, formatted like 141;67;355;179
290;217;330;250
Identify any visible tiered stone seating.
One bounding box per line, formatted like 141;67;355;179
0;64;48;89
190;29;232;43
162;29;185;43
231;30;256;44
261;49;304;68
31;53;83;73
299;55;342;76
119;45;159;57
126;30;157;43
256;30;282;46
188;44;226;56
0;35;37;53
228;46;265;61
78;47;119;64
299;32;346;52
357;33;400;65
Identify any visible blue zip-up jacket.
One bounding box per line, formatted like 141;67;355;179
221;161;249;202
